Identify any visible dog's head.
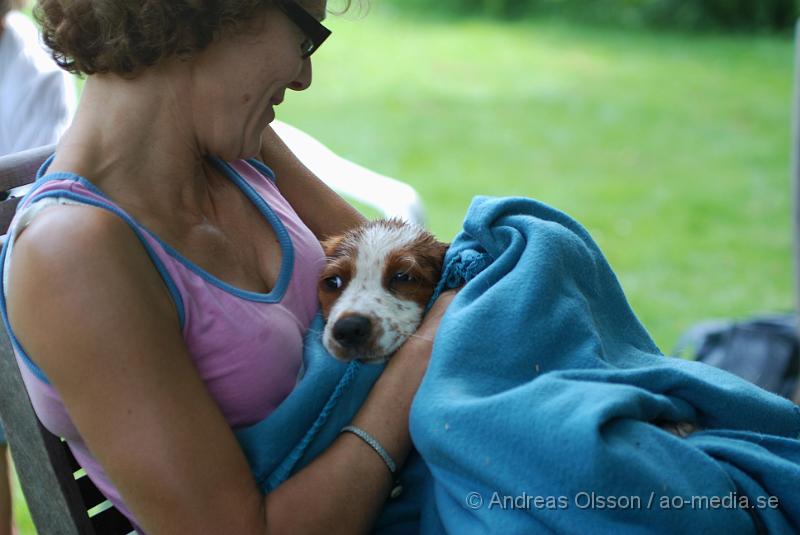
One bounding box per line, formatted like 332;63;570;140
318;219;448;363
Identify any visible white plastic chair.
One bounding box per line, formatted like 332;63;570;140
272;120;427;226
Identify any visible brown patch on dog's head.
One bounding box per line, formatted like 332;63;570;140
318;234;358;320
382;231;448;310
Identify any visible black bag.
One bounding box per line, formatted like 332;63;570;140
673;313;799;400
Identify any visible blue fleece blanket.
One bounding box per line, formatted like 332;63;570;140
236;196;800;534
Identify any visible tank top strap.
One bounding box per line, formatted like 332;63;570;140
0;155;282;384
1;159;184;383
0;155;288;385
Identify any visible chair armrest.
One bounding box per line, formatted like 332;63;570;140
272;121;427;227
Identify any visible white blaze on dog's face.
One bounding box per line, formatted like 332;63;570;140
318;219;448;363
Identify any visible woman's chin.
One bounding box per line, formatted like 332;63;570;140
211;117;273;161
230;133;266;161
242;111;275;158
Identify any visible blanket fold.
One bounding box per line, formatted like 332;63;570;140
236;196;800;534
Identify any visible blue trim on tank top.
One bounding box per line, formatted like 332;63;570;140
35;154;55;180
0;190;189;385
0;241;50;384
145;157;294;303
35;156;293;303
246;158;277;182
3;156;289;384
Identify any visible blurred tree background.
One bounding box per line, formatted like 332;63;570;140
279;0;795;355
389;0;798;32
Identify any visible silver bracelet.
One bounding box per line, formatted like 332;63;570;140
340;425;403;499
341;425;397;473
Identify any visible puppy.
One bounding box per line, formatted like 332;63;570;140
318;218;448;363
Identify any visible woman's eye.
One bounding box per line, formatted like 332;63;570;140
392;272;413;283
324;275;343;290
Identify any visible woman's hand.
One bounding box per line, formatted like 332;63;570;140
260;287;460;534
417;289;459;347
388;288;460;372
259;126;365;240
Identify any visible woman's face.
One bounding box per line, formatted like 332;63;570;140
190;1;327;160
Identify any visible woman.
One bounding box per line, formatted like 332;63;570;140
2;0;455;533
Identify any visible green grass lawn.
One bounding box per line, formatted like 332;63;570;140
277;7;794;353
12;7;796;533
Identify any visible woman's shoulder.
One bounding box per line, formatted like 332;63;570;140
5;200;179;360
13;200;138;266
7;200;169;315
12;167;144;258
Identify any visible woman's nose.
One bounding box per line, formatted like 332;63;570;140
288;58;312;92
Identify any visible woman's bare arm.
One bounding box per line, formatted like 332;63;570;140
6;203;453;534
259;126;366;240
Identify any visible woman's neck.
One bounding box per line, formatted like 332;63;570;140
50;66;219;219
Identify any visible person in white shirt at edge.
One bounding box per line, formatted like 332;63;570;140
0;1;76;533
0;0;75;155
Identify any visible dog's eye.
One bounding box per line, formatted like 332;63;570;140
324;275;344;290
392;272;413;283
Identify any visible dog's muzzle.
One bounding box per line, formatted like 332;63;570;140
332;314;373;349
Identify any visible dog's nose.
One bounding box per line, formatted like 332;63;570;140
332;315;372;348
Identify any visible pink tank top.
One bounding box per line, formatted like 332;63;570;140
0;157;325;530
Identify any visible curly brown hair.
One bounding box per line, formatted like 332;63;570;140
2;0;27;17
34;0;350;76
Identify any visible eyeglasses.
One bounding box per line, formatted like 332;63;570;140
275;0;332;58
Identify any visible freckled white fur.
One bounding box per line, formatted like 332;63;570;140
323;223;427;361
